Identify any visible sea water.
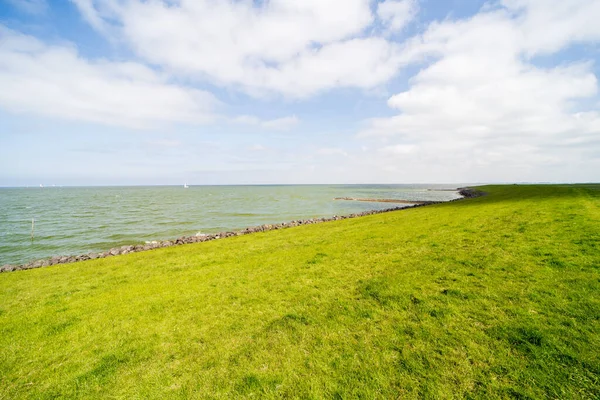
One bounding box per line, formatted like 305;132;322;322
0;185;462;265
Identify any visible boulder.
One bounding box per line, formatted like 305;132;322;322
1;265;15;272
120;245;134;253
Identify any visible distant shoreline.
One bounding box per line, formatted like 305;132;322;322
0;188;483;273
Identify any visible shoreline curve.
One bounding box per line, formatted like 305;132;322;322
0;188;483;273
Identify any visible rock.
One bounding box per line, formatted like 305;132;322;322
458;188;483;198
1;265;15;272
89;253;99;259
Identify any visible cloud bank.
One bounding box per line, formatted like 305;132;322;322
71;0;416;97
0;26;218;128
357;0;600;181
1;0;599;183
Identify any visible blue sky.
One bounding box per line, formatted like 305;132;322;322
1;0;599;186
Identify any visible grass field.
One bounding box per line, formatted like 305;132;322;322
1;185;599;399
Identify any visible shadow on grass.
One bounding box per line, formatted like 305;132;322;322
75;353;130;387
234;374;282;395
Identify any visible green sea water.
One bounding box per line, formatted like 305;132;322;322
0;185;461;265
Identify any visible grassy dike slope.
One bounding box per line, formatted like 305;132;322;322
1;185;599;399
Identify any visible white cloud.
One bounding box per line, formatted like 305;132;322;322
317;148;349;157
377;0;418;32
261;116;299;131
502;0;600;55
232;115;262;126
233;115;299;131
146;140;182;148
248;144;266;152
0;26;218;128
379;144;417;154
357;0;600;182
69;0;110;33
70;0;417;98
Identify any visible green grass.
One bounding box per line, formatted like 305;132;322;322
1;184;599;399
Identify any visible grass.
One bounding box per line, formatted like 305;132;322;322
1;184;599;399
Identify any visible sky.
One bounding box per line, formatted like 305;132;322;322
0;0;599;186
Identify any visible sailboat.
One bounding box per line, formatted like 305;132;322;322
184;183;189;189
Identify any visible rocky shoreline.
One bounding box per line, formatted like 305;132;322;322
0;188;483;273
333;197;433;204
